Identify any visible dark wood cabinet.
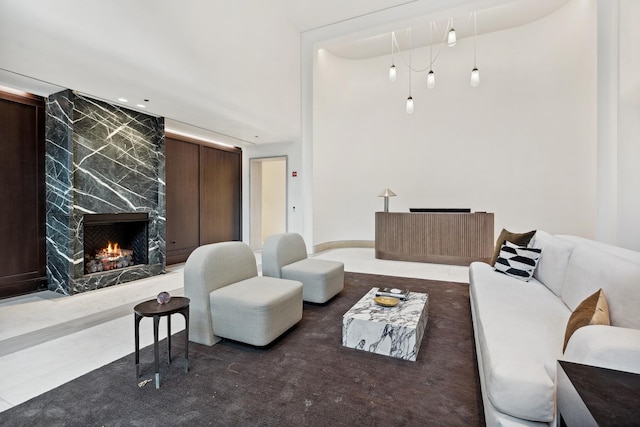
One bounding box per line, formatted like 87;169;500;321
200;145;242;245
165;135;241;264
165;137;201;263
0;91;47;298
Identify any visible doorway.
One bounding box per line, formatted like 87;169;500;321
250;156;287;250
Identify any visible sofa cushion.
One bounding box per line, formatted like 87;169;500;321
490;228;537;266
470;262;570;422
562;325;640;375
563;289;610;352
530;231;575;297
557;235;640;264
562;245;640;329
494;241;541;281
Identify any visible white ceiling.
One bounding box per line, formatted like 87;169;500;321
0;0;569;147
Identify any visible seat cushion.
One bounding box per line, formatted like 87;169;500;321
210;276;303;346
282;258;344;303
470;262;571;422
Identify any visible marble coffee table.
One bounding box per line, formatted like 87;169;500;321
342;287;429;361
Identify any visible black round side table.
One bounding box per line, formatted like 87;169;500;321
134;296;190;389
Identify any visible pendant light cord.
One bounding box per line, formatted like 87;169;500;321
392;20;449;73
473;12;477;67
429;22;433;70
408;28;412;96
391;31;396;64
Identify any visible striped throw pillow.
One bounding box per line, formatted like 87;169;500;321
494;240;542;281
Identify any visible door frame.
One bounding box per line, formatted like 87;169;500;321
249;156;288;250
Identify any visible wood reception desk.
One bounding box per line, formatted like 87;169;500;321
375;212;494;266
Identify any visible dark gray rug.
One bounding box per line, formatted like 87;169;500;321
1;272;484;426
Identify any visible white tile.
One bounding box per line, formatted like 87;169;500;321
313;248;469;282
447;265;471;283
0;397;12;412
0;266;185;342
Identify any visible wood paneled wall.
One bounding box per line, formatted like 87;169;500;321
165;135;241;264
165;137;200;263
375;212;494;265
0;90;47;298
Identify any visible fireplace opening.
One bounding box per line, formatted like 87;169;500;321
83;213;149;275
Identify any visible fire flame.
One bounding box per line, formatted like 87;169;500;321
103;242;122;257
87;241;134;274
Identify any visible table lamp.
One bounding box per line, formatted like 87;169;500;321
378;188;397;212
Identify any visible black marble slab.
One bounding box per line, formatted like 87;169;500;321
559;360;640;426
45;90;165;294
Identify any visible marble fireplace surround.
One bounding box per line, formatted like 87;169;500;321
45;90;166;295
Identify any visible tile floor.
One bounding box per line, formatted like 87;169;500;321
0;247;468;413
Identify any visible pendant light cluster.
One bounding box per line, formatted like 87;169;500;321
389;13;480;114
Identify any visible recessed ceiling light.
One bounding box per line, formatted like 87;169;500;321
118;98;128;102
165;128;236;149
136;104;146;108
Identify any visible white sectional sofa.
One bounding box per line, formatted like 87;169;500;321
469;230;640;426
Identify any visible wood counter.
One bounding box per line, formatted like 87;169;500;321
375;212;494;266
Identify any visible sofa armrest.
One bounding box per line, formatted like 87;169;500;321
562;325;640;374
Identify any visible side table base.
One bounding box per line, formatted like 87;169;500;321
133;297;190;389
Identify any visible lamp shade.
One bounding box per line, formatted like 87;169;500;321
389;64;396;82
378;188;397;197
470;67;480;87
447;28;457;47
405;96;414;114
427;70;435;89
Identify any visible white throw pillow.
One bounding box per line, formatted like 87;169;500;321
494;240;542;282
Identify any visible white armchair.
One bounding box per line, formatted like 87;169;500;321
262;233;344;304
184;241;303;346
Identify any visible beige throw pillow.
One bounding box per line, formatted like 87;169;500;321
490;228;537;266
563;288;610;352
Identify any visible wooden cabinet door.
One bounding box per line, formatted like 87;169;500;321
165;137;200;264
0;92;46;298
165;136;242;264
200;146;242;244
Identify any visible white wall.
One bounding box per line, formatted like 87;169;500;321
616;0;640;251
312;0;598;246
